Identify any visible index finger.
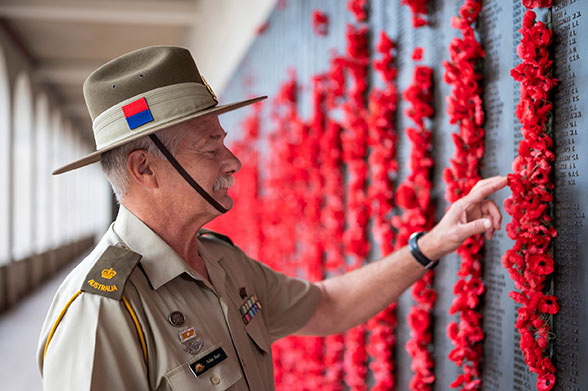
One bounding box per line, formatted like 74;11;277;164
465;176;508;204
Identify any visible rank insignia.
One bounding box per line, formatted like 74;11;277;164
188;347;227;377
179;327;197;343
101;267;117;279
239;294;262;325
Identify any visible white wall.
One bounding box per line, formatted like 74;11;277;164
184;0;276;94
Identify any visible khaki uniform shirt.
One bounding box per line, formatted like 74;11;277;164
37;206;321;390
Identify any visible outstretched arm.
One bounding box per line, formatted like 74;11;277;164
296;176;507;336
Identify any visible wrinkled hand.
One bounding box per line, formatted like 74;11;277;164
420;176;507;260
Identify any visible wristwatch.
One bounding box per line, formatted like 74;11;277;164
409;231;439;269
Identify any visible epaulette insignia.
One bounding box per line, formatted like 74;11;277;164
198;229;234;246
81;245;142;300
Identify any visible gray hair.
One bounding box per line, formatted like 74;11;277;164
100;121;192;201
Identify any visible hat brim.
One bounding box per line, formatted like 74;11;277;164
53;95;267;175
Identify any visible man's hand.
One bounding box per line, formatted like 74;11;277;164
420;176;507;261
296;175;507;336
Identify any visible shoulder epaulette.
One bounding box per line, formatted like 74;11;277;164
81;245;142;300
198;229;234;246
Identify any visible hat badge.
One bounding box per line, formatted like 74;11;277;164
201;75;218;103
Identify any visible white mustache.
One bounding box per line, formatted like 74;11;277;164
213;175;234;191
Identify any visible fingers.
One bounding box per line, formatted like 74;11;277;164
481;199;502;231
465;176;508;204
437;176;507;249
454;217;493;240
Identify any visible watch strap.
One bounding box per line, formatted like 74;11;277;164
409;231;439;269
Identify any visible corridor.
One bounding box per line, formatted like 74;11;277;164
0;260;78;391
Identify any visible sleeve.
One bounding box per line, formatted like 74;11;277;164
244;256;322;342
39;292;150;391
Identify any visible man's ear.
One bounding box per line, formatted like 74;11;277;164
127;149;159;189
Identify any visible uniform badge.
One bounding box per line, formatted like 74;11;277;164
179;327;197;343
101;267;117;279
184;340;204;355
122;97;154;130
168;311;185;327
200;75;218;103
239;287;248;299
239;294;262;325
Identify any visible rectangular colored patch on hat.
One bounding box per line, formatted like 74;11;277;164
122;97;153;130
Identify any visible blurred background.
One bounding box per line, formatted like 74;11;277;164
0;1;274;389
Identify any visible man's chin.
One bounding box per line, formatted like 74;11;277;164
214;194;234;213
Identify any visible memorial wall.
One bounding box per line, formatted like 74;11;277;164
209;0;585;390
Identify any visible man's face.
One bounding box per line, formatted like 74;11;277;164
157;115;241;218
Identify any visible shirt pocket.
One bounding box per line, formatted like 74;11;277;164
244;315;271;354
164;344;242;391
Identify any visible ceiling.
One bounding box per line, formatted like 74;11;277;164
0;0;275;139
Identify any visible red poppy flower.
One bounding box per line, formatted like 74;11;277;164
529;253;554;275
401;0;428;27
504;1;557;386
393;47;436;391
347;0;367;21
523;0;553;9
536;372;556;391
311;10;329;36
443;1;488;387
539;295;559;314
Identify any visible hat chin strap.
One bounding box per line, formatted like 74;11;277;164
149;134;228;214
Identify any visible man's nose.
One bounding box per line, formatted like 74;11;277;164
223;146;242;175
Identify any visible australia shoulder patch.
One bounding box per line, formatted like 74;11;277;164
81;245;142;300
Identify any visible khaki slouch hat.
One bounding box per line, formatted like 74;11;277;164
53;45;266;175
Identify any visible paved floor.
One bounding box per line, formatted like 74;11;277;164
0;262;77;391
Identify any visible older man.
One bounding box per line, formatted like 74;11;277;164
37;46;505;390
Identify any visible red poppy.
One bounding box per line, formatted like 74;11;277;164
523;0;553;9
311;10;329;36
393;45;436;390
347;0;367;21
504;3;557;386
536;373;556;391
401;0;429;27
365;31;400;390
538;295;559;314
529;253;554;275
443;1;486;388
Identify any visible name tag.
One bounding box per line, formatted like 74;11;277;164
188;347;227;377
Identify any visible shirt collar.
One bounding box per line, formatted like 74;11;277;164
197;236;226;295
113;205;191;290
112;205;225;292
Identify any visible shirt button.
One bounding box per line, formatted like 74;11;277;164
115;242;129;250
210;376;221;385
